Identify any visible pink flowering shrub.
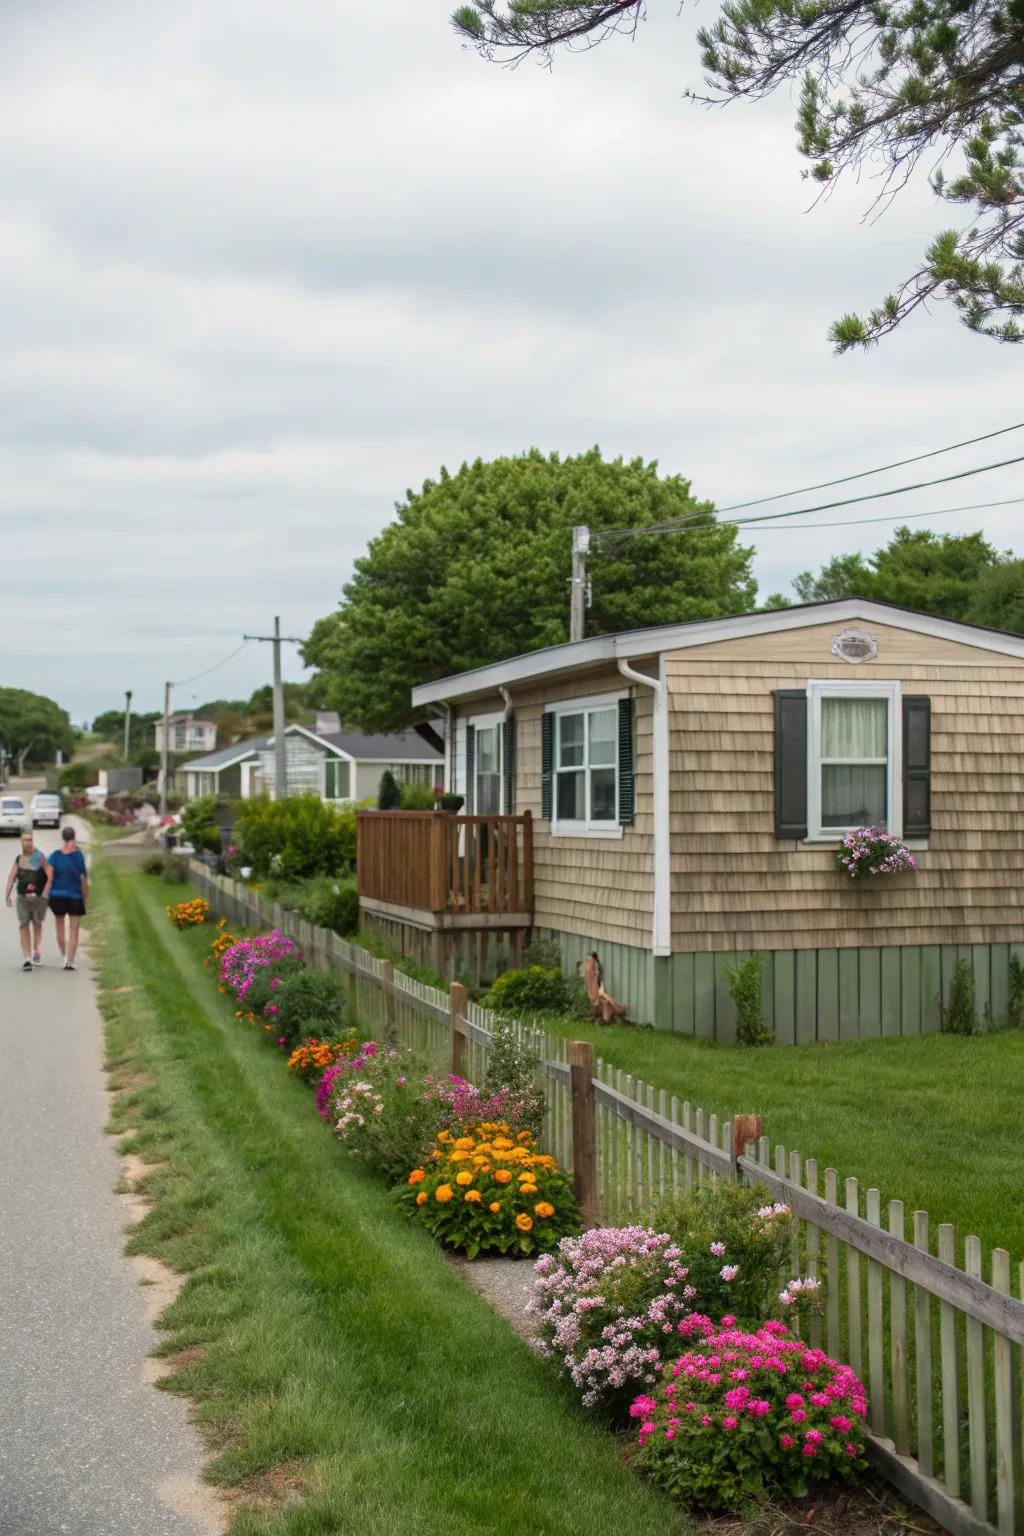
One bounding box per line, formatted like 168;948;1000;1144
422;1072;545;1142
529;1227;698;1411
323;1041;441;1181
219;930;304;1016
836;827;917;880
632;1316;868;1509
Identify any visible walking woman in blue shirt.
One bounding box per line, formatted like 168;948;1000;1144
45;827;89;972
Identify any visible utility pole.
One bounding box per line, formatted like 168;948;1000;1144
159;680;172;818
123;689;133;760
243;618;303;800
570;525;590;643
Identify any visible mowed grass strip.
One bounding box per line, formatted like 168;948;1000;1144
94;862;690;1536
539;1011;1024;1263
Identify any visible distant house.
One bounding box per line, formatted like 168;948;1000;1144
156;714;217;754
179;722;443;804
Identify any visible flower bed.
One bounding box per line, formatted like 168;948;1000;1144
166;896;209;928
406;1123;580;1258
631;1316;867;1510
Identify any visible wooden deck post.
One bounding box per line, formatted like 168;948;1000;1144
450;980;468;1078
380;959;396;1042
569;1040;599;1228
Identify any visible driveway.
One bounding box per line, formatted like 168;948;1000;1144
0;810;219;1535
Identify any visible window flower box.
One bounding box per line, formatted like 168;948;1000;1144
836;826;917;880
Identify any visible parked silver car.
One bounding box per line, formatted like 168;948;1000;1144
0;796;27;835
31;792;62;829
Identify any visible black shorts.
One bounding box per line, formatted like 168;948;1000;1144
49;897;85;918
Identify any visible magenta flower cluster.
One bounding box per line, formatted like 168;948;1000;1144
219;930;303;1003
315;1041;380;1119
422;1072;545;1139
837;826;917;881
632;1316;867;1509
530;1227;696;1408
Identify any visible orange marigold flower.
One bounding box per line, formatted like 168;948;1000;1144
515;1214;533;1232
464;1190;482;1203
494;1170;513;1185
455;1170;474;1187
415;1191;428;1206
408;1169;426;1184
534;1202;555;1219
489;1202;501;1213
435;1184;454;1203
454;1136;475;1150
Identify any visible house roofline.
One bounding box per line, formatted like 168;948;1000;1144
410;598;1024;706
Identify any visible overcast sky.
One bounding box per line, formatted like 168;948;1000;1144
2;0;1020;724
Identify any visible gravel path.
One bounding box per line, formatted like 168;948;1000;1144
0;815;219;1536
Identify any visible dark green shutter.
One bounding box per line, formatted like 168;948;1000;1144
773;690;807;839
502;716;516;815
902;695;931;837
617;696;635;827
465;724;476;813
541;712;553;820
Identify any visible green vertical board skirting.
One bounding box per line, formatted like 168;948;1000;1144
773;951;796;1047
920;947;942;1033
838;950;860;1042
795;951;817;1045
817;949;839;1043
858;949;881;1038
900;947;921;1035
881;948;902;1036
539;927;1015;1044
694;954;716;1039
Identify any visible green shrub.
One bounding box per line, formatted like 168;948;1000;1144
59;761;93;790
140;851;190;883
269;968;348;1046
523;936;562;970
266;874;359;937
727;953;773;1047
486;966;570;1015
1009;954;1024;1029
180;795;221;852
233;794;357;880
400;782;437;810
378;770;402;810
483;1017;540;1096
943;958;978;1036
654;1181;799;1324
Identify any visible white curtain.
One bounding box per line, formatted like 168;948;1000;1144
821;697;887;759
821;698;887;827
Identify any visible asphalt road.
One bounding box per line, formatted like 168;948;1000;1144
0;801;218;1536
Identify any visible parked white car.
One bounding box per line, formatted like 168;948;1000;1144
0;796;28;835
30;792;62;829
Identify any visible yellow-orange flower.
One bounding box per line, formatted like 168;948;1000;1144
535;1202;555;1219
489;1201;501;1213
408;1169;426;1185
449;1150;469;1163
515;1214;533;1232
464;1189;482;1203
494;1169;513;1185
454;1135;475;1150
435;1184;454;1203
437;1130;453;1144
455;1170;474;1187
520;1186;539;1198
517;1130;532;1142
493;1137;513;1151
415;1191;428;1205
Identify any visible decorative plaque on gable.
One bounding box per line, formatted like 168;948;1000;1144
830;628;879;664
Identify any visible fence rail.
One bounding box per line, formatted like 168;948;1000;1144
189;863;1023;1536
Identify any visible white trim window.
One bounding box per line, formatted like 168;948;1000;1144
323;758;352;801
807;680;902;839
551;694;622;835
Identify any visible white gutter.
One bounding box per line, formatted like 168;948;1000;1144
617;658;671;958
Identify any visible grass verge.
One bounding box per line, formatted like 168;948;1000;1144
538;1011;1024;1263
92;859;691;1536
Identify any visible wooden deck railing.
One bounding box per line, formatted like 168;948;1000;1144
356;810;534;917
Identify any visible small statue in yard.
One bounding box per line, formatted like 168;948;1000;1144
580;952;628;1025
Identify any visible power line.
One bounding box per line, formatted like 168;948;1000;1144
596;450;1024;546
728;492;1024;533
718;420;1024;513
172;639;251;690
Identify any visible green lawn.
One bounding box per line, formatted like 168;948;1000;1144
93;862;692;1536
539;1013;1024;1266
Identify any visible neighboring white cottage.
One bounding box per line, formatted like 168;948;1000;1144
180;722;443;804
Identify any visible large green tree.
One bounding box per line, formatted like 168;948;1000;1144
91;709;161;752
0;688;74;774
453;1;1024;349
791;526;1024;627
305;448;756;731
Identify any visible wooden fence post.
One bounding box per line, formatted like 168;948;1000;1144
450;981;467;1077
380;959;396;1042
570;1040;599;1228
346;967;359;1030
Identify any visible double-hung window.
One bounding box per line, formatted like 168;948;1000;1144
807;681;901;839
474;723;503;814
323;758;351;801
553;700;619;833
